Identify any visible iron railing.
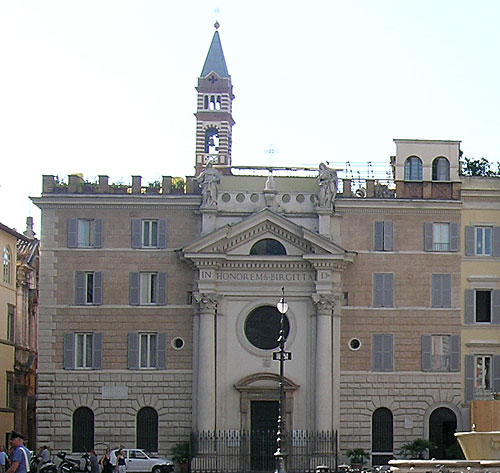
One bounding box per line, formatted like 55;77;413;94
190;430;337;473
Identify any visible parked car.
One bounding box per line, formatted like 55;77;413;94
109;449;174;473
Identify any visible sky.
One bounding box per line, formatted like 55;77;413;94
2;1;500;236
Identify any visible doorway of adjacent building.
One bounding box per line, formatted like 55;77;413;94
250;401;279;471
429;407;460;459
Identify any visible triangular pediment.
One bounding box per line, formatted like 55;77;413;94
182;209;354;262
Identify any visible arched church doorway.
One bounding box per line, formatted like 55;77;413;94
429;407;460;459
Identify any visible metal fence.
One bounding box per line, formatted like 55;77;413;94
190;430;337;473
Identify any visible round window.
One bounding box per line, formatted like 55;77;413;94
171;337;185;350
244;305;290;350
348;338;361;351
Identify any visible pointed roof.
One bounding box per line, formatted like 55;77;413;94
201;30;230;78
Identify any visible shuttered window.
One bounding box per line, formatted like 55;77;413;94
464;289;500;324
424;222;458;252
372;334;393;372
129;272;167;305
75;271;102;305
131;219;167;248
67;219;102;248
63;333;102;370
464;354;500;402
374;221;393;251
465;226;500;257
373;273;393;308
421;334;459;372
127;333;167;370
431;274;451;308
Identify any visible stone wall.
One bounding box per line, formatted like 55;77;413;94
37;370;192;453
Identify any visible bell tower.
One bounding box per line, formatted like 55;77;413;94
195;23;235;176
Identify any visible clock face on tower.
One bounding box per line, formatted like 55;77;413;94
244;305;290;350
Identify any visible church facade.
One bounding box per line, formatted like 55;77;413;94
34;26;481;467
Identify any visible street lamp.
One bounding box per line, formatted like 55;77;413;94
274;287;292;473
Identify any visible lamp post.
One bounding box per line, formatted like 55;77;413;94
274;287;292;473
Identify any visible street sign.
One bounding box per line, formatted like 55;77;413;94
273;351;292;361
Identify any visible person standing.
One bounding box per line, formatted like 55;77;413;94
6;432;31;473
40;447;49;465
115;450;126;473
0;446;7;473
89;451;99;473
99;449;113;473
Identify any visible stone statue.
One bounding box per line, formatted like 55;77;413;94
317;162;338;209
195;161;221;208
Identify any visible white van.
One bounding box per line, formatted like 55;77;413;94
109;449;174;473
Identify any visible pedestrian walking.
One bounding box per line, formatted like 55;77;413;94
5;432;31;473
115;450;126;473
99;450;113;473
89;451;99;473
0;446;7;473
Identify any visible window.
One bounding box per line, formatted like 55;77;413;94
72;407;94;453
2;246;11;284
424;222;458;252
127;333;166;370
140;333;158;368
67;218;102;248
372;334;393;372
75;271;102;305
475;355;491;390
6;374;14;409
129;272;167;305
250;239;287;256
137;407;158;452
373;273;393;308
205;127;220;155
75;333;94;369
465;354;500;401
464;289;500;324
372;408;393;466
432;157;450;181
465;226;499;256
63;332;102;370
432;274;451;308
374;221;393;251
244;306;290;350
7;305;15;342
131;219;166;249
404;156;422;181
422;334;460;372
476;227;492;255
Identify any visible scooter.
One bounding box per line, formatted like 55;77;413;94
56;452;90;473
30;454;57;473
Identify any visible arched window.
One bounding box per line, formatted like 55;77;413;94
432;157;450;181
429;407;459;459
404;156;423;181
372;408;393;465
137;407;158;452
205;128;219;155
3;246;11;284
72;407;94;452
250;239;287;256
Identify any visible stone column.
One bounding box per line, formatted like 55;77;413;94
194;293;217;432
312;294;335;432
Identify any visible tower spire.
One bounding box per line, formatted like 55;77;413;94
194;24;235;176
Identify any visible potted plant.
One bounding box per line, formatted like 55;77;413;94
399;439;433;459
346;448;370;471
170;442;191;473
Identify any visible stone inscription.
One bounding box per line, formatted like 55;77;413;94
101;386;129;399
216;271;315;282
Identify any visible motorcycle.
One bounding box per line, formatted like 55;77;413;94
56;452;90;473
30;454;57;473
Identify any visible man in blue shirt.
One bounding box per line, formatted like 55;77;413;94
6;432;30;473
